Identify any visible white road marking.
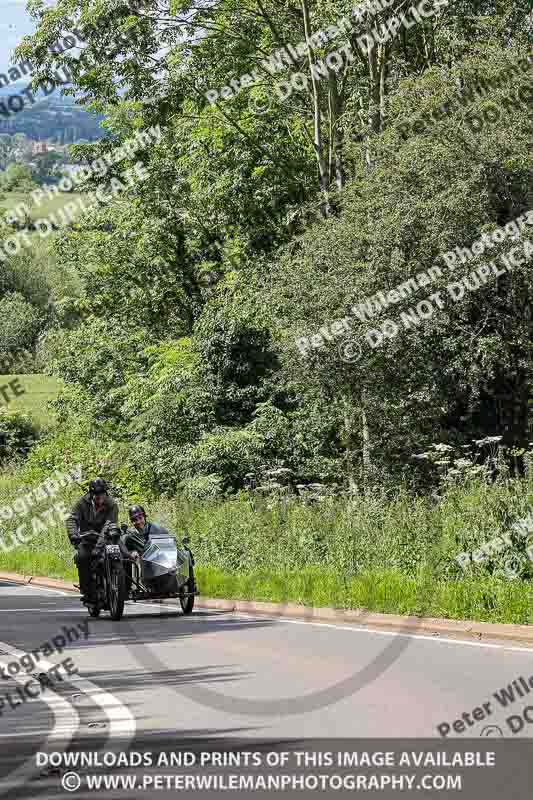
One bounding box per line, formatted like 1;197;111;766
0;653;79;798
231;612;533;653
25;586;75;597
0;608;81;616
0;638;136;795
0;639;136;736
117;598;533;654
4;580;533;654
1;608;84;612
0;579;74;597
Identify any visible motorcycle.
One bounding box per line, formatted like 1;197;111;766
78;524;127;621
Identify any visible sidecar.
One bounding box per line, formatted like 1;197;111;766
126;530;197;614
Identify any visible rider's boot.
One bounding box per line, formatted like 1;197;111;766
80;579;97;604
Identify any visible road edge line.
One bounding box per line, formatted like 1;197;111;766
1;568;532;645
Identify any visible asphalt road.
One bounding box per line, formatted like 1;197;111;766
2;578;533;798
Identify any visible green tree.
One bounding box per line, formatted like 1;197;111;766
15;0;533;495
32;151;64;185
0;292;44;357
271;43;533;487
0;163;37;193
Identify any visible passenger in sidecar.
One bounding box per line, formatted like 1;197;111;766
120;506;197;611
122;505;170;555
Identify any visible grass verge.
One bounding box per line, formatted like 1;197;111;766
196;565;533;625
2;549;533;626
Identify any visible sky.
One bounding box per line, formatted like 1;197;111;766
0;0;38;73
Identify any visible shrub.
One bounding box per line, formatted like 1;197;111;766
0;408;39;464
19;426;155;502
0;293;44;356
178;474;225;501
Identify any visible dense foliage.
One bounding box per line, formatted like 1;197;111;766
0;408;39;464
0;0;530;498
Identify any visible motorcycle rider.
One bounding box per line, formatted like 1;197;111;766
66;477;119;602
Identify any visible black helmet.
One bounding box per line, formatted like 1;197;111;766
89;477;108;496
128;504;146;521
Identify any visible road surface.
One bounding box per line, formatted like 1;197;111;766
1;578;533;797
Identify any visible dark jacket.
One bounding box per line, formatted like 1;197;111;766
66;493;119;544
121;521;170;553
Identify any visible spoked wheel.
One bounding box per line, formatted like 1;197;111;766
108;563;127;621
179;572;195;615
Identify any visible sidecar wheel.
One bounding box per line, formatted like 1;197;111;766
179;593;195;614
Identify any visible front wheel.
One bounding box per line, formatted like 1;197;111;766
108;562;127;621
179;572;195;615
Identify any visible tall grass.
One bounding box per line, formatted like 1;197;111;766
1;467;533;624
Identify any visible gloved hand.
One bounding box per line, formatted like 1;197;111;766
70;534;81;547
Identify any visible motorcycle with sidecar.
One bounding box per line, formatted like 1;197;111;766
78;522;197;620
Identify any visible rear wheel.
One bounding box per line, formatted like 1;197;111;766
179;571;195;615
108;562;126;621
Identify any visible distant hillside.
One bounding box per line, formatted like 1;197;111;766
0;79;37;98
0;79;84;98
0;86;104;143
0;374;62;430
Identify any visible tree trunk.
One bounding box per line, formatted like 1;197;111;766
361;402;371;483
301;0;331;215
327;69;345;190
342;397;358;493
